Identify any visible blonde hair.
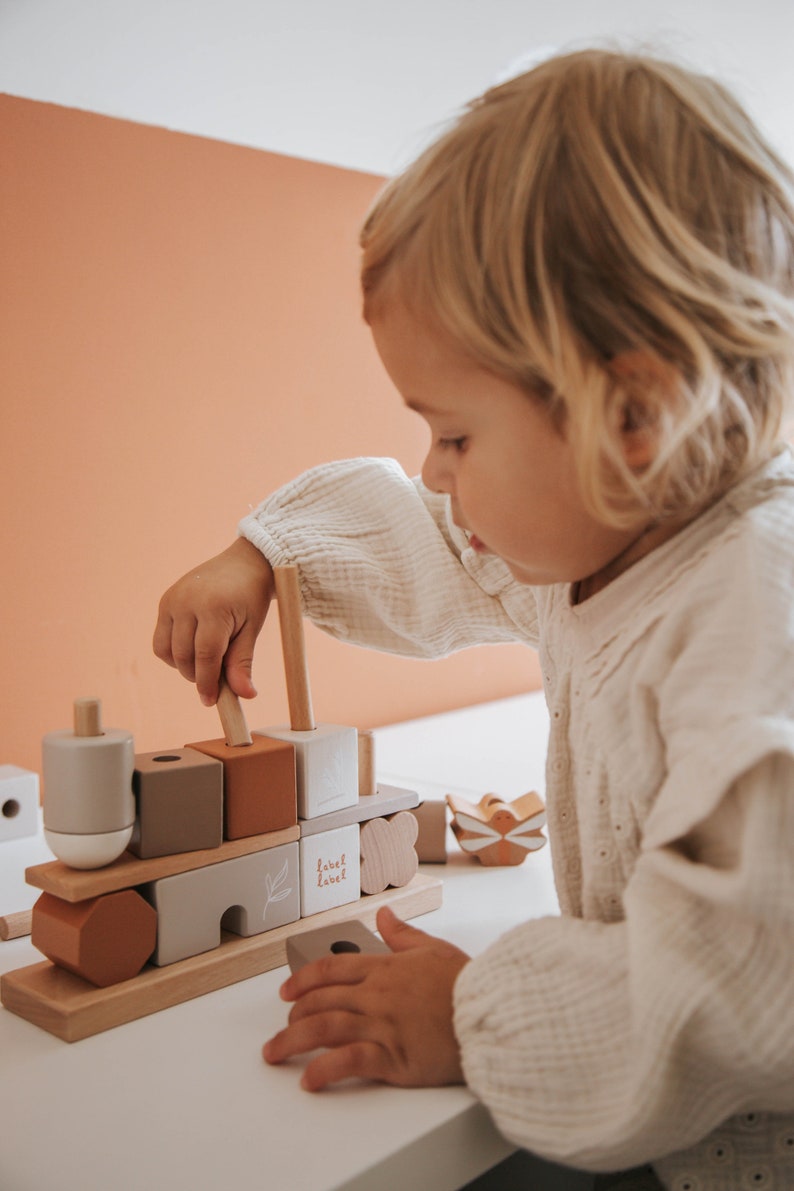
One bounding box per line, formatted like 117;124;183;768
360;49;794;528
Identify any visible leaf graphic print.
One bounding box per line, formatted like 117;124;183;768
263;856;292;921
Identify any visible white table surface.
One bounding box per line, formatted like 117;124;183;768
0;692;555;1191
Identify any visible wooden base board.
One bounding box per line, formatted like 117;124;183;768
0;873;442;1042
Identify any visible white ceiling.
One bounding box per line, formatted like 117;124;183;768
1;0;792;176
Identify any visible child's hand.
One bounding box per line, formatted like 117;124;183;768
263;906;470;1090
153;538;274;706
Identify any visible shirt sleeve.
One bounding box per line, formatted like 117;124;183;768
453;744;794;1172
238;456;539;657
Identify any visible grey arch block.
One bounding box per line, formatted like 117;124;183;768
143;841;300;966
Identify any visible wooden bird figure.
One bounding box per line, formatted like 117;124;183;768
446;791;547;866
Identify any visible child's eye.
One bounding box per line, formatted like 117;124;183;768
438;436;468;452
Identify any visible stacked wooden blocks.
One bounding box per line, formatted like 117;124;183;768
0;567;441;1040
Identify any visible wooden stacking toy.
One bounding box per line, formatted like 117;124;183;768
0;563;439;1041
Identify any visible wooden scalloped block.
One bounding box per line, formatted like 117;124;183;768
447;791;547;866
31;889;157;987
359;811;419;895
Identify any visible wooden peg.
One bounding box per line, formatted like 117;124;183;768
216;678;252;747
357;730;377;796
73;697;102;738
0;909;33;941
273;565;315;732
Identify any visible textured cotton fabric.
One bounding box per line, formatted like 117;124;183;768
240;450;794;1190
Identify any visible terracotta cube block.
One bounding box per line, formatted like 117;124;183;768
143;842;300;965
129;748;223;859
185;735;297;840
299;823;360;917
31;889;157;987
0;765;39;843
255;724;358;820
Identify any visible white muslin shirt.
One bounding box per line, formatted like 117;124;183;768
239;449;794;1190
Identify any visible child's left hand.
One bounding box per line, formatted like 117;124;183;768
262;906;470;1090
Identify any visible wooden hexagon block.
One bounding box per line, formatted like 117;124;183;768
359;811;419;895
31;889;157;987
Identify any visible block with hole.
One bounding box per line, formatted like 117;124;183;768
130;748;223;859
286;919;389;974
0;764;39;844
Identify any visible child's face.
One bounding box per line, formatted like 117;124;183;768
371;301;638;588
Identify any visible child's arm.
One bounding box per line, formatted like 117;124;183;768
263;906;470;1089
154;458;540;703
153;538;274;706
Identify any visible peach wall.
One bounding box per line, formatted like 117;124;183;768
0;95;541;777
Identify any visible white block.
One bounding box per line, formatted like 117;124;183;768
0;766;39;843
256;724;358;820
299;823;360;918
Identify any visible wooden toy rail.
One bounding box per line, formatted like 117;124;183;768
0;873;442;1042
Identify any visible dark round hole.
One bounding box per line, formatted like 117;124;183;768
152;755;182;763
2;798;20;819
330;940;361;955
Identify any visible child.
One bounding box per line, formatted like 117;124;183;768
153;49;794;1189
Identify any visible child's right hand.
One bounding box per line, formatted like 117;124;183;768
153;538;275;707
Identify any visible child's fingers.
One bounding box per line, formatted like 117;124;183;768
168;614;200;684
152;612;176;668
263;1008;371;1068
222;626;259;700
377;906;469;963
376;905;432;952
192;628;231;706
278;954;370;1003
299;1041;388;1091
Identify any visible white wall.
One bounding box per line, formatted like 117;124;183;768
1;0;792;175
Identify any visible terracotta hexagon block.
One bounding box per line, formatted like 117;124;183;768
31;889;157;987
186;735;297;840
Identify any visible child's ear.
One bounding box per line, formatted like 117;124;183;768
608;350;680;473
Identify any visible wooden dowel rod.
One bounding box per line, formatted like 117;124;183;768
358;730;377;796
74;697;102;738
0;909;33;941
216;678;252;747
273;565;315;732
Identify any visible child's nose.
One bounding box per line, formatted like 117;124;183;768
421;450;451;496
